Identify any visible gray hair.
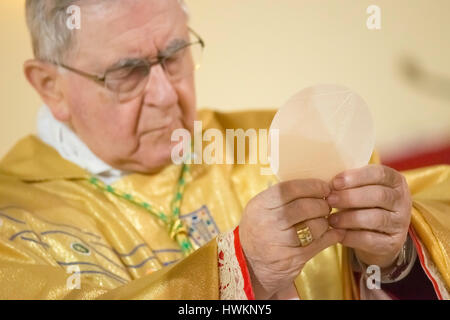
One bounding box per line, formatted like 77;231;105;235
25;0;189;64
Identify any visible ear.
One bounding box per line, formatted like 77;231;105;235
23;59;71;122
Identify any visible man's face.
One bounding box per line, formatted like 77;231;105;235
59;0;196;173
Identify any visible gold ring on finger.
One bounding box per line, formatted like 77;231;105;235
296;225;313;247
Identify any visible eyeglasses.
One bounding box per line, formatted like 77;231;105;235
57;28;204;102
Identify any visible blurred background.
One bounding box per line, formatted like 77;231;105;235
1;0;449;170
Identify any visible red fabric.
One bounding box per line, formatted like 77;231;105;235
233;226;255;300
383;144;450;171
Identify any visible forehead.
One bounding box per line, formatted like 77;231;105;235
73;0;187;68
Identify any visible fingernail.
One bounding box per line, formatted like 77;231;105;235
328;194;339;204
333;177;346;189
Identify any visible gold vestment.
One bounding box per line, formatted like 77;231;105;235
0;110;448;299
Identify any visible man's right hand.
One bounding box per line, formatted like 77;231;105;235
239;179;346;299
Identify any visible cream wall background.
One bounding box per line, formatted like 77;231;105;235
1;0;449;158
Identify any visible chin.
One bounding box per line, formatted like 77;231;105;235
137;142;178;174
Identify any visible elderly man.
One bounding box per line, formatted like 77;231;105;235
0;0;448;300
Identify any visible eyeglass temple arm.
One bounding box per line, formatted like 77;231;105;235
58;63;106;83
188;27;205;47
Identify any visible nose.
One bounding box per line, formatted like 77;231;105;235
142;63;178;108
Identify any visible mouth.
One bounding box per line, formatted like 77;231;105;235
140;116;184;137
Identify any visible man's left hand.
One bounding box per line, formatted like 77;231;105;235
327;164;412;268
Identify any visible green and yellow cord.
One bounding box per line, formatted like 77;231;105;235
87;163;195;256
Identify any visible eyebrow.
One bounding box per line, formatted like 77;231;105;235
159;38;189;57
105;38;189;72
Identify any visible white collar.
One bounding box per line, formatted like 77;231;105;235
37;105;127;184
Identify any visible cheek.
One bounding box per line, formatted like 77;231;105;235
67;82;140;145
176;77;197;128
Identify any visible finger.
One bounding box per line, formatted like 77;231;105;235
331;164;404;191
289;228;345;270
278;198;331;230
261;179;331;209
303;228;346;257
340;230;400;256
328;208;402;235
270;218;329;248
293;218;329;243
327;185;399;211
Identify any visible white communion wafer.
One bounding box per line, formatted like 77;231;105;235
269;84;375;182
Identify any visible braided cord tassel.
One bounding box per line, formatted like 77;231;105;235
170;163;195;256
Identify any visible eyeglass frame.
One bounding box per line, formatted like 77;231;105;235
55;27;205;91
